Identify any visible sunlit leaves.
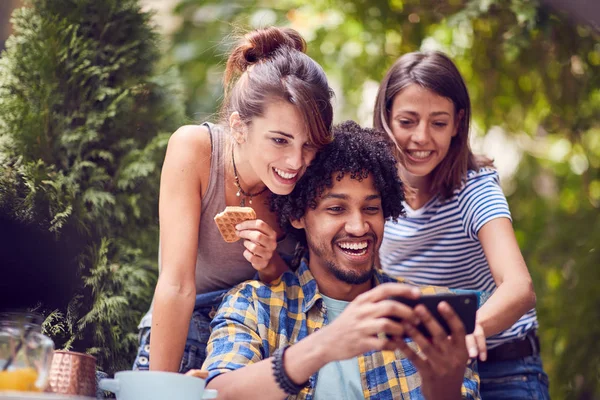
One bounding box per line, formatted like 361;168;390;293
168;0;599;396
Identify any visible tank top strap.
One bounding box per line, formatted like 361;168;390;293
201;122;226;205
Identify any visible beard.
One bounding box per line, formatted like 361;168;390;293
325;259;374;284
306;230;377;285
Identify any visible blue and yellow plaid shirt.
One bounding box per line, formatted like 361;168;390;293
203;257;481;400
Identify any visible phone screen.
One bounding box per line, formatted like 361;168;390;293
389;293;477;338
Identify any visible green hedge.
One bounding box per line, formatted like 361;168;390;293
0;0;184;374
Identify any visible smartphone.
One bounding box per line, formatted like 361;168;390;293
389;293;477;338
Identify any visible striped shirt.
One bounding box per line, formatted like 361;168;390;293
203;256;481;400
380;168;538;348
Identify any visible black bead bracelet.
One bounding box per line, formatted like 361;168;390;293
272;346;308;395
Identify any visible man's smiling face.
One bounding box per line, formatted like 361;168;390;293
292;173;384;285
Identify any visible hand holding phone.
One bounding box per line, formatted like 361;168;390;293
389;293;477;338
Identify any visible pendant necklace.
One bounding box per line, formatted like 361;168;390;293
232;150;268;207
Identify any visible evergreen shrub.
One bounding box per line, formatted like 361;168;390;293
0;0;184;373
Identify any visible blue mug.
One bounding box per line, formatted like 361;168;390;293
99;371;217;400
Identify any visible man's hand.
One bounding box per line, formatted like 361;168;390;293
396;301;470;400
316;283;422;364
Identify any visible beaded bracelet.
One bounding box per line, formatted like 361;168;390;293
271;346;308;395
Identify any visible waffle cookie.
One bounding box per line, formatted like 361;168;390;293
213;206;256;243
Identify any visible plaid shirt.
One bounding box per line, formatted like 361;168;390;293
203;258;481;400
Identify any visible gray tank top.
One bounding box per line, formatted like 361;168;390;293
139;123;296;328
193;123;256;292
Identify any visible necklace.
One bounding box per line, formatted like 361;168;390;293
232;149;268;206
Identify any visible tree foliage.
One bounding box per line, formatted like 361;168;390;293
0;0;184;373
1;0;598;395
168;0;599;398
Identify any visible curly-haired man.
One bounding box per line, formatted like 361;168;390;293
202;121;481;400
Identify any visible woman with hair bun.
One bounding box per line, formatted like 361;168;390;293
132;26;334;373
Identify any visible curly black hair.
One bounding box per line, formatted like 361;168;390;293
271;120;405;231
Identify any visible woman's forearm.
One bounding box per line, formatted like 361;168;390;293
258;252;290;283
149;278;196;372
477;279;536;337
477;219;537;338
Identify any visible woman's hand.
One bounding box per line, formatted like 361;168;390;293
235;219;278;271
465;322;487;361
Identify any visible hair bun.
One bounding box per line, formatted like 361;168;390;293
225;27;306;86
242;27;306;63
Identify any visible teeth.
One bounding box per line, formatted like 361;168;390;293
409;151;432;159
274;168;298;180
338;241;368;250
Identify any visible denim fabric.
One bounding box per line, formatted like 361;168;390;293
132;327;151;371
132;288;229;372
95;371;109;399
478;355;550;400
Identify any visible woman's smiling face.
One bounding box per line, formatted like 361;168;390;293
389;84;460;185
243;100;318;195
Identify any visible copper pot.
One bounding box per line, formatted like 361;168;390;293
48;350;97;397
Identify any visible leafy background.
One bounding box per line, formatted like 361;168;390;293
167;2;600;396
0;0;598;398
0;0;185;373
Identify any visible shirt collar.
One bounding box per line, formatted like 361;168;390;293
296;256;321;313
374;268;407;285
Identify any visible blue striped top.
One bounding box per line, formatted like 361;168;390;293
380;168;538;348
